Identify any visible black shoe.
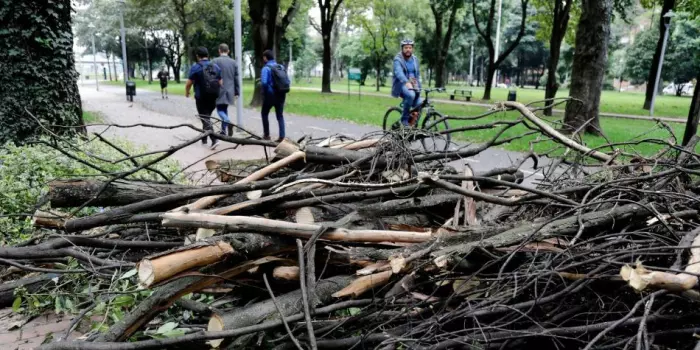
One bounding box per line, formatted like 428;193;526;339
209;140;219;150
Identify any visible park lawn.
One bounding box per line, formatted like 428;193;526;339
294;77;693;118
108;79;684;156
83;111;103;123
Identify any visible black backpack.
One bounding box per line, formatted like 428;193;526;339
270;64;290;93
199;62;220;97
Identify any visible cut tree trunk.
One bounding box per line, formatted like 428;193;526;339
643;0;676;110
137;241;234;288
563;0;611;135
207;275;353;348
47;180;197;208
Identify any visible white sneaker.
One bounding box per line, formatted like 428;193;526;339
209;141;219;150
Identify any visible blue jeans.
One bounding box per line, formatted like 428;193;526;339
400;85;422;125
216;104;230;134
262;93;286;139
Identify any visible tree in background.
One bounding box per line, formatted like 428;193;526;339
471;0;530;100
316;0;345;92
349;0;409;91
624;14;700;96
429;0;465;88
563;0;612;135
640;0;676;109
533;0;576;115
0;0;84;143
249;0;301;106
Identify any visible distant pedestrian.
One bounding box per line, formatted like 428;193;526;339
260;49;290;142
185;47;222;149
157;67;169;99
212;43;240;137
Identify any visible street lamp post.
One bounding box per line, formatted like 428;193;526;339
118;0;129;91
233;0;244;130
650;10;675;117
492;0;503;87
89;23;99;91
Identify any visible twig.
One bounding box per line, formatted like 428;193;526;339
297;239;318;350
262;273;304;350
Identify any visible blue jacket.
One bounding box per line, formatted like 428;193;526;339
261;60;281;95
391;52;421;98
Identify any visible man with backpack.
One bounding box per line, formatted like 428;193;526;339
260;50;290;142
185;47;222;149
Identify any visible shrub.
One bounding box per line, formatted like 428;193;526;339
0;136;183;244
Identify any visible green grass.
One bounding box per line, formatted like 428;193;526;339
83;111;103;124
105;78;688;156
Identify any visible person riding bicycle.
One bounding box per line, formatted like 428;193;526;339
391;39;422;127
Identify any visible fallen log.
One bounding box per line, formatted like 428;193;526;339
137;241;234;288
0;273;59;307
161;212;434;243
207;275;354;348
47;180;198;208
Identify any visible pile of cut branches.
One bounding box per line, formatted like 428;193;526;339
2;101;700;350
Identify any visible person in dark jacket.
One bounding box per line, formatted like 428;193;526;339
185;47;222;149
391;39;422;126
260;50;287;142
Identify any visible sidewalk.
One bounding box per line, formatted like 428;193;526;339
80;85;546;185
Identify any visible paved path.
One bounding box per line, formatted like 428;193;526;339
80;84;546;185
295;86;686;123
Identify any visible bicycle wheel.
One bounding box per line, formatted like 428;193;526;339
421;111;451;152
383;107;403;131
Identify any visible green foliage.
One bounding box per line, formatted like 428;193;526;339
0;137;182;244
624;13;700;89
0;0;83;143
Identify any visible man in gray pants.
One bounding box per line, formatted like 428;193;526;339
212;44;240;136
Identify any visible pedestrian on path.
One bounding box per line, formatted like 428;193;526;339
157;67;169;99
212;43;240;137
260;50;290;142
185;47;222;149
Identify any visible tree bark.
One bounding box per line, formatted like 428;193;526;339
47;180;198;208
682;73;700;146
318;0;344;93
207;275;354;348
322;35;333;92
544;0;572;116
0;273;59;307
563;0;611;135
643;0;676;110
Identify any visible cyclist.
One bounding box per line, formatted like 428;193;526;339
391;39;422;127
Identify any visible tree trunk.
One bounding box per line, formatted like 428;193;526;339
682;74;700;146
375;64;381;92
106;52;113;81
113;54;118;81
643;0;676;110
145;36;152;84
174;35;182;83
544;0;572;116
483;60;496;100
544;31;566;115
563;0;611;135
321;35;332;93
0;0;84;143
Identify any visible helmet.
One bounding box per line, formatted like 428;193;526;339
400;39;415;47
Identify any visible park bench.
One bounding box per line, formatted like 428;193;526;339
450;89;472;102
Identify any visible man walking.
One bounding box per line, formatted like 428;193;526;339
185;47;222;149
212;44;240;137
391;39;422;127
260;50;290;142
157;67;169;99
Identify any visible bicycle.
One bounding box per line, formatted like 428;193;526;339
383;87;451;152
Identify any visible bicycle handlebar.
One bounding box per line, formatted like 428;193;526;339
409;87;446;93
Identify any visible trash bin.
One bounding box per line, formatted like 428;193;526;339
126;81;136;101
507;88;517;102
